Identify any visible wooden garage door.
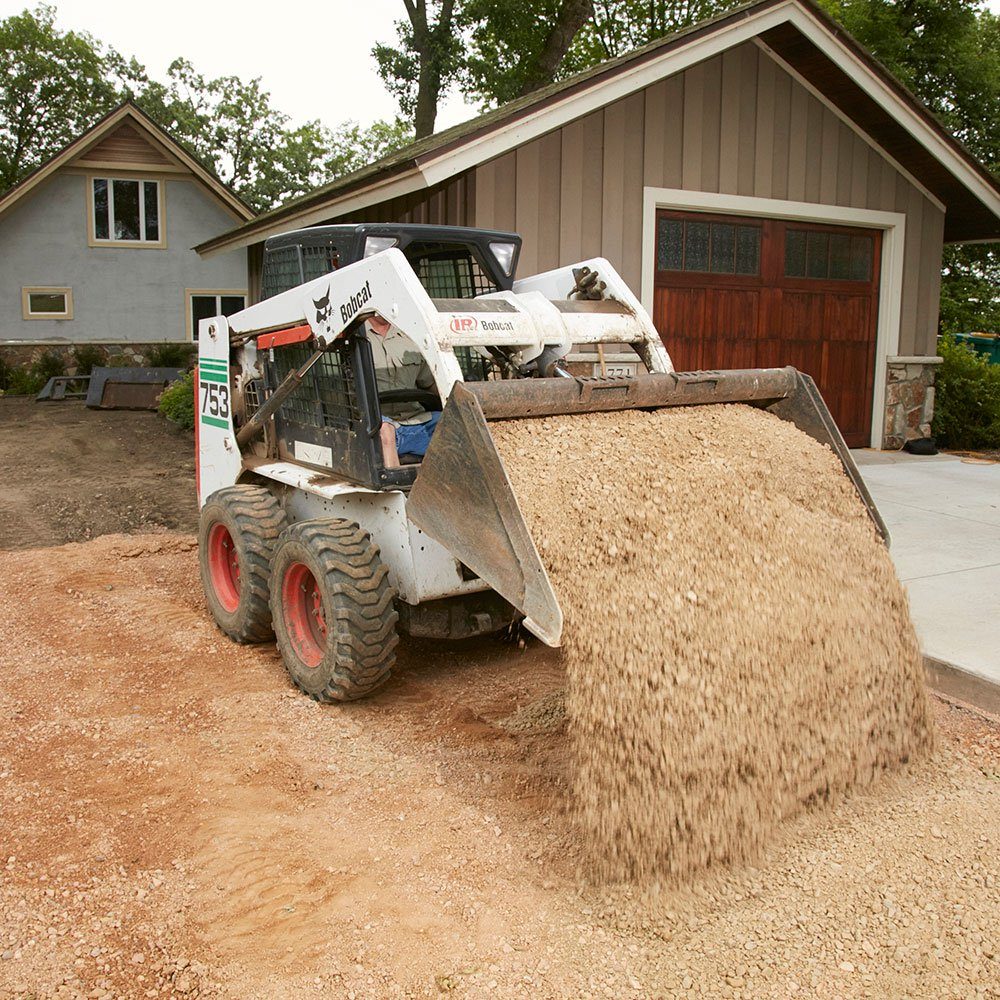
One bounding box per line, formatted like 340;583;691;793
653;210;881;447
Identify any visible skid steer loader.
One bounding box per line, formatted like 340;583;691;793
195;223;886;702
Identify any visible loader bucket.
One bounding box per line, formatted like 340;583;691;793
406;367;887;647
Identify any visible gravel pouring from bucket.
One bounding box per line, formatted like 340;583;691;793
406;366;887;646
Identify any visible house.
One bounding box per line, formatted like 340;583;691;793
197;0;1000;449
0;102;253;368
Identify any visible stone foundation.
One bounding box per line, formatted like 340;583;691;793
883;356;943;449
0;342;193;376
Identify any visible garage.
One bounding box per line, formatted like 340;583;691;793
652;209;880;447
198;0;1000;449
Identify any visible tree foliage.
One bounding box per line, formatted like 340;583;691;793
458;0;595;106
373;0;464;138
0;5;412;210
0;4;121;190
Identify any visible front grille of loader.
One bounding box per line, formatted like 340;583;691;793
270;342;360;429
410;243;498;298
454;346;497;382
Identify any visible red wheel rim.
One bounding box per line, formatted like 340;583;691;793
282;562;326;668
207;523;240;613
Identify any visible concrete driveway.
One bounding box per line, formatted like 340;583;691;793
854;450;1000;701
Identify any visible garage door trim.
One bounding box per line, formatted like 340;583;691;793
640;186;907;448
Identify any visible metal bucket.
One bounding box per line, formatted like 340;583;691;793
407;367;887;646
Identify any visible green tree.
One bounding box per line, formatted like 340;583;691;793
459;0;595;106
130;60;413;211
374;0;464;138
0;4;122;190
563;0;742;69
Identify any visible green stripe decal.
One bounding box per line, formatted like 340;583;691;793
199;361;228;372
199;371;227;383
200;415;229;429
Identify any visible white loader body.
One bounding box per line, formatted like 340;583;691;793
196;248;671;614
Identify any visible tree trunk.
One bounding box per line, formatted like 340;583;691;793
517;0;595;97
414;59;440;138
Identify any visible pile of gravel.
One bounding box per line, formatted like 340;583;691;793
492;403;933;881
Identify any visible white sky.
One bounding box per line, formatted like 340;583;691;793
4;0;1000;135
0;0;481;131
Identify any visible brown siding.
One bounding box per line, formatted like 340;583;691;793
76;124;174;166
336;42;946;355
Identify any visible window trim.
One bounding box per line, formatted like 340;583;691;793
22;286;74;320
185;288;248;341
87;174;166;249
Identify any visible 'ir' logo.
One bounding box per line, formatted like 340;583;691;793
449;316;477;333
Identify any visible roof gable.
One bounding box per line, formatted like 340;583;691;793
196;0;1000;256
0;103;254;224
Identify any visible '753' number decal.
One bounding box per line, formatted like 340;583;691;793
200;381;230;422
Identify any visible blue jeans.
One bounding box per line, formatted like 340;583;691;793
383;411;441;457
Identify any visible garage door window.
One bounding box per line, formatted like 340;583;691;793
785;229;873;282
657;216;760;275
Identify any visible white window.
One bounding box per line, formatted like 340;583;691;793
92;178;161;244
188;291;246;340
22;287;73;320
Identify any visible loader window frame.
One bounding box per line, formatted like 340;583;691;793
404;241;500;299
262;331;416;490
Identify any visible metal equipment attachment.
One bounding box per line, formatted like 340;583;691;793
408;366;888;647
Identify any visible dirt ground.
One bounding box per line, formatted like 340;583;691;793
0;534;998;1000
0;398;197;550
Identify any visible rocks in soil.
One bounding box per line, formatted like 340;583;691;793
492;404;934;881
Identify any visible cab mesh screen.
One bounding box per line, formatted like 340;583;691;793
270;343;359;429
406;242;498;299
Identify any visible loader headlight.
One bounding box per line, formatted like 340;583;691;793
364;236;398;258
489;241;516;277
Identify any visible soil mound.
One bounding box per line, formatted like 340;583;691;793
492;404;933;881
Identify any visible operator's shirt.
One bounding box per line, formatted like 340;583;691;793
369;325;435;425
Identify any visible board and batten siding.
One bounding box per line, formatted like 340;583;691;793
463;43;942;357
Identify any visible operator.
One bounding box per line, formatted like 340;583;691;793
367;314;441;467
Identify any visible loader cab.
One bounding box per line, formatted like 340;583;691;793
258;223;521;303
254;224;521;490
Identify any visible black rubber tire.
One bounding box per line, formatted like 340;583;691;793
198;485;287;643
270;519;399;702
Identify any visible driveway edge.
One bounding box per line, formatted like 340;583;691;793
924;655;1000;718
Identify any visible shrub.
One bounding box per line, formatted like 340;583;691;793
5;367;45;395
0;352;11;392
145;342;195;369
932;335;1000;450
72;344;106;376
158;371;195;430
32;350;65;382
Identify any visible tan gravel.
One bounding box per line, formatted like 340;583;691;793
0;538;997;996
493;404;934;881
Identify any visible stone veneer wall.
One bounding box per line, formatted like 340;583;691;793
883;355;943;449
0;342;192;376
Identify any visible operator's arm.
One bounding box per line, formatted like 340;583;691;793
416;360;434;391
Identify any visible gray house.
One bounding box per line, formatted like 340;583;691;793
0;103;253;366
198;0;1000;448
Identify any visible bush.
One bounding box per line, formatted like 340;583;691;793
158;371;195;430
5;367;45;395
145;342;195;369
0;352;11;392
72;344;106;376
33;350;65;382
932;335;1000;450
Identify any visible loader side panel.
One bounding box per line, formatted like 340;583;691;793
196;316;241;505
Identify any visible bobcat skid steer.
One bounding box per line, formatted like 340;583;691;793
195;223;885;702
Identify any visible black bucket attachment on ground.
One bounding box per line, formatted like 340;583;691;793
85;367;184;410
407;367;888;646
